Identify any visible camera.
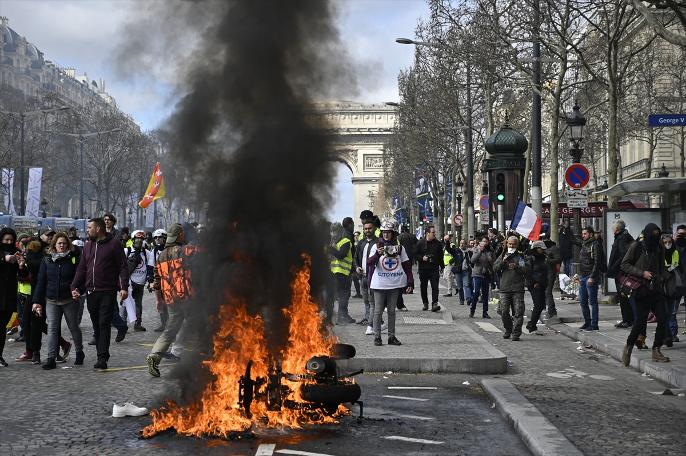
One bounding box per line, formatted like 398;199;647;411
384;245;400;257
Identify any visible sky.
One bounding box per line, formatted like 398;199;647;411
0;0;430;222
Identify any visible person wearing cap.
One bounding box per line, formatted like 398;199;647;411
124;230;155;332
39;227;56;255
526;240;549;334
71;217;129;370
147;223;196;377
151;229;168;332
494;236;528;340
367;218;413;346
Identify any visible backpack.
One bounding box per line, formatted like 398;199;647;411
451;249;464;274
592;241;607;274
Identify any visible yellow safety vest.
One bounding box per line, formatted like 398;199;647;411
375;228;382;238
666;249;680;269
443;243;455;266
330;238;353;275
18;282;31;295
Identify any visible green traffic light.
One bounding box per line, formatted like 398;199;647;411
497;193;505;201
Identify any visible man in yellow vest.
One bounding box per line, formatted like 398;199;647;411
327;221;356;325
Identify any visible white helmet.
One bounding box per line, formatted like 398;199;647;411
153;229;167;238
380;218;398;233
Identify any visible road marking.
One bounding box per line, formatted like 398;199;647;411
382;395;429;402
136;343;155;347
474;322;502;333
396;414;435;421
384;436;444;445
275;450;335;456
387;386;438;390
256;444;276;456
98;365;149;372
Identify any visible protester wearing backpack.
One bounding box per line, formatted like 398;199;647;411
579;226;604;331
124;231;155;331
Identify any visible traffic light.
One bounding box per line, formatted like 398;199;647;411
495;173;506;203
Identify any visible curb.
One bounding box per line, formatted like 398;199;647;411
481;378;584;456
549;322;686;389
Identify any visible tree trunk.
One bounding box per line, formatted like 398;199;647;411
606;44;620;209
680;127;685;177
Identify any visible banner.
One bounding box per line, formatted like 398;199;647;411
2;168;16;215
25;167;43;217
138;162;166;209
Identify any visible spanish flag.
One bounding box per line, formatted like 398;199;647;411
138;162;166;208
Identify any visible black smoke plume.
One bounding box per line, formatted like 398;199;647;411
117;0;355;402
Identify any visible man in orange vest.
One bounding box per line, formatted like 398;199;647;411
146;223;195;377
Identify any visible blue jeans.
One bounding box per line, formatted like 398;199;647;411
462;272;473;302
667;295;681;337
563;258;572;277
579;275;598;327
471;276;490;314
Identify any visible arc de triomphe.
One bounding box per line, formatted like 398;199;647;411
311;102;396;225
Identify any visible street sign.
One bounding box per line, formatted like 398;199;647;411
480;209;490;225
453;214;463;226
565;164;590;189
479;194;489;210
566;189;588;208
648;114;686;128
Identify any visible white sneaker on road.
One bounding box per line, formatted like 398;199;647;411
112;402;149;418
365;326;374;335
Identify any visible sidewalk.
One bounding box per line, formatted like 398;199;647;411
334;289;507;374
545;295;686;389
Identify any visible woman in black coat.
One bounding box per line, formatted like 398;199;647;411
0;227;28;367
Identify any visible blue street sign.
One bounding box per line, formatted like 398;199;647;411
648;114;686;128
565;163;590;189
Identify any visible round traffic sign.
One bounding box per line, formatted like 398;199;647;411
565;164;590;189
453;214;463;226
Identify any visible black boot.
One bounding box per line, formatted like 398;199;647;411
42;358;57;370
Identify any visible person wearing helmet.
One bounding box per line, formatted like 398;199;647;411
124;230;155;331
151;229;168;332
367;218;413;346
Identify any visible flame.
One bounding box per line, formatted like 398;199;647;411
142;255;340;438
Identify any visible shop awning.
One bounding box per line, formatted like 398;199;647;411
594;177;686;197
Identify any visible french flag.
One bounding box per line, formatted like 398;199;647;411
510;200;543;240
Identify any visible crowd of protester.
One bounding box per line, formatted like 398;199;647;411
1;213;196;373
327;210;684;363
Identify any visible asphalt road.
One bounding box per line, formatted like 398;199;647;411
0;293;528;456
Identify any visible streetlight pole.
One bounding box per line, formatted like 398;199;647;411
0;106;70;215
395;37;476;239
530;0;542;216
44;128;121;218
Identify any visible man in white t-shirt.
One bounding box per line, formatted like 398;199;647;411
125;230;155;331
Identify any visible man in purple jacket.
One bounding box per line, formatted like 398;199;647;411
71;218;128;369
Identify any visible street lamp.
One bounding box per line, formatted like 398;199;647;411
566;102;587;164
566;101;587;250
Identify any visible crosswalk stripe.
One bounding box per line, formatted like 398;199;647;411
384;436;444;445
382;395;429;402
387;386;438;390
256;444;276;456
396;414;435;421
474;322;503;333
275;450;336;456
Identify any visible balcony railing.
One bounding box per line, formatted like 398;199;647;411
596;158;651;185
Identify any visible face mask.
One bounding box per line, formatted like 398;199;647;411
507;247;516;254
665;242;673;249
